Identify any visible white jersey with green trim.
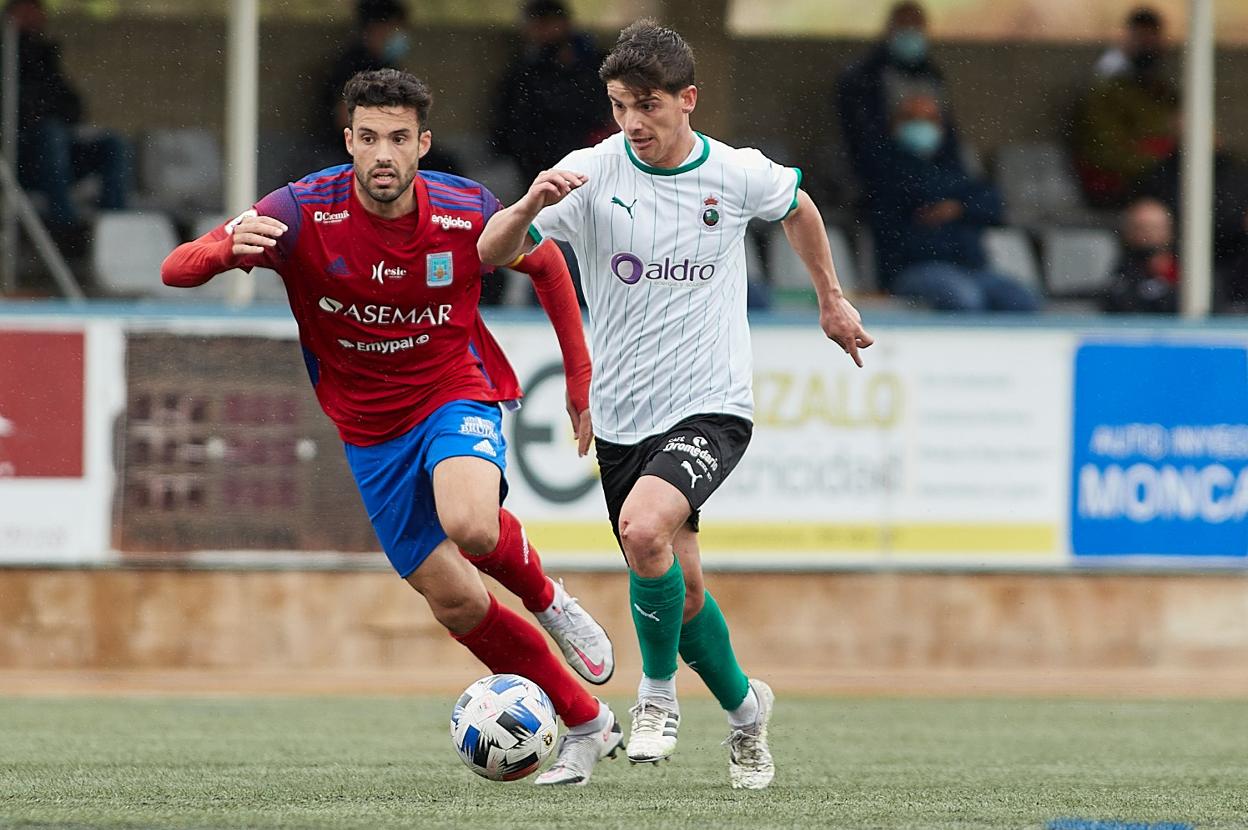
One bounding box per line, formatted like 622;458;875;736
531;131;801;445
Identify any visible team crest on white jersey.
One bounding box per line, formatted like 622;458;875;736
701;194;721;229
427;251;454;287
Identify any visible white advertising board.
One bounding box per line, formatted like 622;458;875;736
0;321;125;562
493;322;1074;567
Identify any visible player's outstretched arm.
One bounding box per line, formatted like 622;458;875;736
781;189;875;368
478;169;587;266
161;212;287;288
510;240;593;456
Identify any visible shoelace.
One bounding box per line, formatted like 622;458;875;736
723;729;765;765
547;582;595;640
629;700;671;735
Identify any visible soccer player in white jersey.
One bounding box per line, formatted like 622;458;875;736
479;19;873;789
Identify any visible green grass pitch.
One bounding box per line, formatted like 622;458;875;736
1;696;1245;829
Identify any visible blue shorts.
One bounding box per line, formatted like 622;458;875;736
344;400;508;578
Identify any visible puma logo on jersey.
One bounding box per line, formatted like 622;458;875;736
610;196;637;219
680;460;704;488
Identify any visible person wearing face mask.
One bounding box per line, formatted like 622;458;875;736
867;95;1040;312
491;0;612;186
1104;198;1180;313
489;0;610;308
1072;6;1178;209
314;0;461;176
836;1;962;190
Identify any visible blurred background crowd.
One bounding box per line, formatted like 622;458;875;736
2;0;1244;315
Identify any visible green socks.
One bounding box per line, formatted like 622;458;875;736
629;557;686;681
678;590;750;710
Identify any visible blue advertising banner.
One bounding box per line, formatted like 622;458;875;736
1071;342;1248;558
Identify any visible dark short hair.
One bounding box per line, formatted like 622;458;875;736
343;69;432;130
524;0;567;21
357;0;405;27
1127;6;1162;29
888;1;925;24
599;18;695;95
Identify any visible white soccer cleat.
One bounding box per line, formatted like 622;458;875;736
533;710;624;786
535;579;615;685
626;698;680;764
725;678;775;789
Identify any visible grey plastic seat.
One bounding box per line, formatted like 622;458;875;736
138;128;223;214
91;211;181;297
982;226;1042;292
1041;226;1119;296
766;223;859;304
995;141;1084;225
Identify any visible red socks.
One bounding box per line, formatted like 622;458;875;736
462;509;555;613
453;593;599;727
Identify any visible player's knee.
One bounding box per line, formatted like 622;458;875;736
619;515;669;569
427;587;490;635
443;515;499;557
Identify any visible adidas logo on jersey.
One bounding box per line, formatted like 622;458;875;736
431;213;473;231
472;438;497;457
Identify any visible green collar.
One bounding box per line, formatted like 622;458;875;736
624;132;710;176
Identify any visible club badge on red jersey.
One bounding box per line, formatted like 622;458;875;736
427;251;454;287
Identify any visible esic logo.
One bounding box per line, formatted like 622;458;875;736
431;213;473;231
318;296;451;326
371;261;408;284
610;252;716;285
314;209;350;224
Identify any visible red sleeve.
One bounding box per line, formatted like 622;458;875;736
510;240;591;411
160;228;239;288
161;188;301;288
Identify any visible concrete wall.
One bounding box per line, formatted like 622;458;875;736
3;569;1246;696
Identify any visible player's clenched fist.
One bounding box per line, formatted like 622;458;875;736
226;209;288;257
524;169;588;210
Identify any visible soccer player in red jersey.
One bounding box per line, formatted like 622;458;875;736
161;69;621;785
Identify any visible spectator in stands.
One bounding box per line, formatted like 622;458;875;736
1104;197;1179;313
867;94;1039;312
836;1;962;190
4;0;132;251
1072;6;1178;209
1129;131;1248;310
314;0;460;175
1094;6;1165;80
490;0;612;185
489;0;605;308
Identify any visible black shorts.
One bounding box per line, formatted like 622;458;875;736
595;413;752;539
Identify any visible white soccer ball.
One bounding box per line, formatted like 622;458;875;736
450;673;559;781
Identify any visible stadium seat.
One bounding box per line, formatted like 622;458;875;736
994;141;1084;225
91;211;181;297
982;226;1043;292
766;223;860;304
258;130;325;194
1040;226;1119;297
137;128;223;216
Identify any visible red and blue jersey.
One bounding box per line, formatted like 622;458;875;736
216;165;521;446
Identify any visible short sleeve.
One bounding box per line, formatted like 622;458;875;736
479;186;503;222
738;148;802;223
529;149;595;245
